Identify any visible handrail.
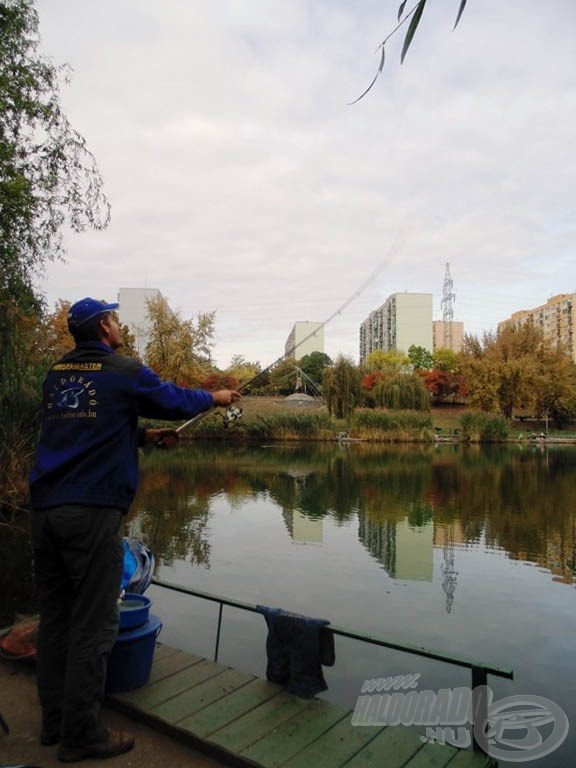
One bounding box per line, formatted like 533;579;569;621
153;576;515;755
151;576;513;680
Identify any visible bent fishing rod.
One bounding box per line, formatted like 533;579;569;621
176;244;402;435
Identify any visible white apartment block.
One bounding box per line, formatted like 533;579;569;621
432;320;464;353
117;287;163;358
359;293;433;364
285;321;324;360
498;293;576;362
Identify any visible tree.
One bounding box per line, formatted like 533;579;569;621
298;352;333;388
433;348;461;374
420;369;465;404
322;356;361;419
353;0;468;103
145;295;215;387
225;355;261;390
0;1;109;305
408;345;433;370
459;324;576;421
366;349;410;373
268;359;298;396
0;0;109;511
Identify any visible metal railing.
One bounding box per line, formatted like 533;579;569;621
151;576;514;754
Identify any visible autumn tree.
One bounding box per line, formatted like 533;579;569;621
366;349;410;373
459;323;576;421
322;356;361;419
433;348;461;374
225;355;261;391
145;295;215;387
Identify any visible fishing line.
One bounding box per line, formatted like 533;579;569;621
176;235;404;434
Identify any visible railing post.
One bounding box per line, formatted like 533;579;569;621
471;666;489;754
214;602;224;662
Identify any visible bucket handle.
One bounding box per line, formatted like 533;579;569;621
154;623;163;640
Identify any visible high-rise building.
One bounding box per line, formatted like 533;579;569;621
498;293;576;362
359;293;433;363
117;287;162;358
285;321;324;360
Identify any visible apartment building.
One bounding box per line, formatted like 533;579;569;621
285;321;324;360
432;320;464;353
498;293;576;362
117;287;163;358
359;293;433;364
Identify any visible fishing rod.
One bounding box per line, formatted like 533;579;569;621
176;243;402;435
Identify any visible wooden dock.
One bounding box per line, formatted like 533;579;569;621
108;642;496;768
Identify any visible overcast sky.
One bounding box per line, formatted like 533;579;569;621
34;1;576;369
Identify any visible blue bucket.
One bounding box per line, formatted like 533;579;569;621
106;614;162;693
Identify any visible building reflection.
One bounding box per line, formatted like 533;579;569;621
358;515;464;613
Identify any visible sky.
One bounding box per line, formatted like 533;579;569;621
34;0;576;369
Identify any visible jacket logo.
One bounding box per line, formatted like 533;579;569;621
48;375;99;419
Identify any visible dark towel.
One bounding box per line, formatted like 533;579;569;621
257;606;335;698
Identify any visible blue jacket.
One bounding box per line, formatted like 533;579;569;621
29;341;215;512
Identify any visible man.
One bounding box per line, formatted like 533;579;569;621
29;297;240;762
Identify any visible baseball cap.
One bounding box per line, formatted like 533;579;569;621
68;297;119;329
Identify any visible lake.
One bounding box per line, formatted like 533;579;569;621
126;441;576;768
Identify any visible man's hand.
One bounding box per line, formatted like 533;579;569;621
211;389;242;407
145;428;180;449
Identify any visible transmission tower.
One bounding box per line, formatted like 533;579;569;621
440;262;455;350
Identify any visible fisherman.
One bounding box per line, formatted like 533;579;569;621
29;297;240;763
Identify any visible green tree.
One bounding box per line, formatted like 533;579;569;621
0;0;109;511
145;295;215;387
268;359;298;395
298;351;333;388
407;345;433;370
322;356;361;419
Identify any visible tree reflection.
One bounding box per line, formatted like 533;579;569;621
132;443;576;587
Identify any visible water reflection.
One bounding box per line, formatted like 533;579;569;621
132;442;576;591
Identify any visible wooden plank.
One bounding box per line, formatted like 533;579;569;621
447;750;495;767
146;649;204;684
209;690;312;753
117;659;225;709
178;677;283;738
339;724;424;768
280;715;379;768
151;668;254;723
403;741;458;768
241;699;348;767
152;642;180;662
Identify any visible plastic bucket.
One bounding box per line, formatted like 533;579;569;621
106;614;162;693
119;593;152;631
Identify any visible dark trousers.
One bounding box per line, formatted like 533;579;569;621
32;505;124;747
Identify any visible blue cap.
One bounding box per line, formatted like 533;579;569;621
68;297;119;329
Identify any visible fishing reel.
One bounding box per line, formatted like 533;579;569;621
221;404;243;428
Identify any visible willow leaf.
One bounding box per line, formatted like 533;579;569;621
454;0;468;29
349;45;386;105
400;0;427;64
397;1;409;22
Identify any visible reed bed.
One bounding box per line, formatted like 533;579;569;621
350;409;435;442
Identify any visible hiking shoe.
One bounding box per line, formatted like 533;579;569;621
41;729;60;745
58;729;135;762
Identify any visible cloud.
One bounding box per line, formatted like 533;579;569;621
35;0;576;367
